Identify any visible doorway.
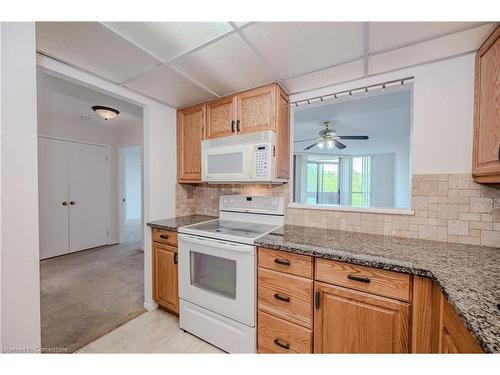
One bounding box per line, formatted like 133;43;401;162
120;144;143;244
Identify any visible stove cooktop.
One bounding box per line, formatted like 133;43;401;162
179;219;280;243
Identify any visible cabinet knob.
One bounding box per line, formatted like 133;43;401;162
347;274;371;283
273;293;290;303
274;258;290;266
70;201;76;205
273;339;290;350
62;201;68;206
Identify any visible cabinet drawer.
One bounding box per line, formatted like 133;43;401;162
315;259;411;302
258;310;312;353
152;228;178;247
258;247;313;278
258;268;313;328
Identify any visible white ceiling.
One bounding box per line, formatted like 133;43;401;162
37;70;143;130
36;22;498;108
293;88;411;156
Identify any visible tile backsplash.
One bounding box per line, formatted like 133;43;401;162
176;174;500;248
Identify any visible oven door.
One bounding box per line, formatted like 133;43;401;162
202;143;253;182
178;234;256;326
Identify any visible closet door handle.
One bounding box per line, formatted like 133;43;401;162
231;120;235;132
70;201;76;206
62;201;68;206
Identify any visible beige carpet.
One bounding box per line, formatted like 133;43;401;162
40;242;145;353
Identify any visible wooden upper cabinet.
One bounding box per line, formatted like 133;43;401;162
236;85;276;134
473;26;500;183
177;83;290;182
314;282;410;353
206;96;236;139
177;104;205;183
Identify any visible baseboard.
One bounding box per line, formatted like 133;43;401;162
143;301;158;312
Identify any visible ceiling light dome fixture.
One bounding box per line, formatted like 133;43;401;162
92;105;119;120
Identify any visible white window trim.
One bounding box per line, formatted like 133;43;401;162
287;202;414;216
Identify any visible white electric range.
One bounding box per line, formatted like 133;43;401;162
178;195;285;353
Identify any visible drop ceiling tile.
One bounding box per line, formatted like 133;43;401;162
242;22;365;79
368;23;497;75
282;59;365;94
172;33;276;96
36;22;161;83
102;22;233;62
368;22;483;53
124;65;216;108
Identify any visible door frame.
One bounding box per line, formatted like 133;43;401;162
118;143;143;245
37;135;112;246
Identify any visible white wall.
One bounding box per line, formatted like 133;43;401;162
290;54;476;174
0;22;41;351
37;55;177;312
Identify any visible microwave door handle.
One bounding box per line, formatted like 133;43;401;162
179;234;254;253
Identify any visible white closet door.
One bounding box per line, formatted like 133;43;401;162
38;137;70;259
68;142;109;253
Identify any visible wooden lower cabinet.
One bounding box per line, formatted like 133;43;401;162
255;249;484;354
314;281;410;353
258;311;312;354
152;234;179;314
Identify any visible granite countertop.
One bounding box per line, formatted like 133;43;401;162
255;224;500;353
147;215;217;231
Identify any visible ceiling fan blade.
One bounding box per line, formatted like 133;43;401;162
304;143;319;150
333;139;346;149
338;135;369;140
294;138;318;143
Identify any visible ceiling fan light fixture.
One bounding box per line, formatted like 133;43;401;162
326;140;334;150
92;105;119;120
317;141;325;149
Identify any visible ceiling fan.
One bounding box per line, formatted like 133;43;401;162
295;121;369;150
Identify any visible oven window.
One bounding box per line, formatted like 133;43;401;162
207;152;243;174
190;251;237;299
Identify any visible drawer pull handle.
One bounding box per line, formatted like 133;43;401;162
273;339;290;350
159;234;169;239
347;274;371;283
274;258;290;266
273;293;290;303
173;253;178;265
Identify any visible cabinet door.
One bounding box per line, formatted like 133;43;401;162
472;26;500;182
153;243;179;314
314;282;410;353
38;137;70;259
236;85;275;134
206;96;235;139
177;104;205;182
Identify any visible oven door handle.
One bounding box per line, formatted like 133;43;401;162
179;234;255;253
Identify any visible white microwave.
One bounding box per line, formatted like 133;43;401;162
201;130;286;183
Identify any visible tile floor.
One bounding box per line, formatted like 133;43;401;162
77;309;223;353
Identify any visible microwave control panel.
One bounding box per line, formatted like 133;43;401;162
254;144;270;177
